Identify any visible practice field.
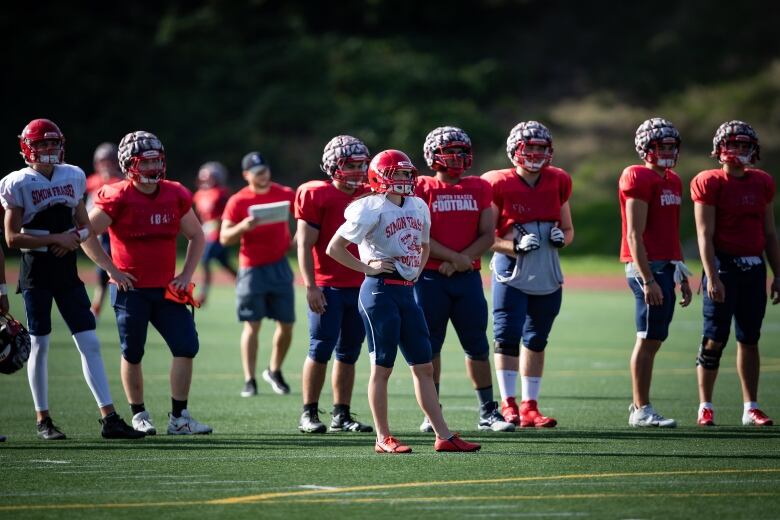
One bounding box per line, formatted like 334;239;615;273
1;274;778;519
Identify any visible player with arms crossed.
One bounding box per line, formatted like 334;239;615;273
82;130;211;436
690;121;780;427
0;118;141;440
620;118;692;428
327;149;480;453
415;126;514;433
482;121;573;428
295;135;373;434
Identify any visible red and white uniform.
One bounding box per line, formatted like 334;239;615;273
618;165;683;262
222;183;295;269
415;175;493;270
481;166;572;236
0;164;86;229
193;185;231;242
336;194;431;281
94;180;193;288
294;180;366;287
690;168;775;256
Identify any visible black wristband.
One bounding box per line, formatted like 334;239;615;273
642;278;656;286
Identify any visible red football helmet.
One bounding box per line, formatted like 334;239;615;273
367;150;417;196
19;119;65;165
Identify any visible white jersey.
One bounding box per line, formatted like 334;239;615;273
337;194;431;281
0;164;86;228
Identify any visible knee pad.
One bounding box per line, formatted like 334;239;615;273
465;351;490;362
334;347;360;366
696;337;725;370
494;342;520;357
523;340;547;353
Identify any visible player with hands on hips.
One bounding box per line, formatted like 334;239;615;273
0;119;142;440
482;121;573;428
690;121;780;427
619;117;692;428
414;126;514;433
327;149;480;453
294;135;373;434
81;130;212;436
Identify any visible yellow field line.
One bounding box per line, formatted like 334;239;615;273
1;468;778;511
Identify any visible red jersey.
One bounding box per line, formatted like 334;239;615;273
222;183;295;268
193;186;231;242
415;175;493;270
95;180;193;288
481;166;572;237
294;180;366;287
86;172;122;196
618;165;683;262
690;168;775;256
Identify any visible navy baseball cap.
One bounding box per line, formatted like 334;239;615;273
241;151;269;173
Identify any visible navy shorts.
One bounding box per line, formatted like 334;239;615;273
358;277;432;368
236;258;296;323
201;240;230;268
491;276;562;352
627;263;676;342
702;255;767;345
110;286;199;364
413;269;489;360
22;284;96;336
308;286;365;365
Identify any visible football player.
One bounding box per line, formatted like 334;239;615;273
414;126;514;433
81;130;212;436
0;118;142;440
620;118;692;428
193;161;236;306
85;142;123;318
220;152;296;397
327;149;480;453
691;121;780;427
482;121;573;428
294;135;373;434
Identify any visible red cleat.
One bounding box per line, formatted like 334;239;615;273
501;397;521;426
520;399;557;428
697;407;715;426
743;408;774;427
434;433;481;452
375;436;412;454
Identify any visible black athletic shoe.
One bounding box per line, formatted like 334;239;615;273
330;412;373;433
100;413;146;439
37;417;66;440
263;369;290;395
241;378;258;397
299;409;327;434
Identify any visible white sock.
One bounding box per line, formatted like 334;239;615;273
495;370;518;400
27;334;50;412
521;376;542;402
699;402;713;412
745;401;759;411
72;330;113;408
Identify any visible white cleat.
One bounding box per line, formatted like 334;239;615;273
132;410;157;435
167;409;213;435
629;403;676;428
419;415;434;433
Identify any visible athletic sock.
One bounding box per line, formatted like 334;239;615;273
171;398;187;418
496;370;518;401
72;330;113;408
131;403;146;415
745;401;759;411
475;386;494;408
303;402;318;413
333;403;350;416
27;334;51;411
521;376;542;402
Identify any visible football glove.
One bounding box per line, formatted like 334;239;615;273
513;223;540;254
672;261;693;284
550;226;565;248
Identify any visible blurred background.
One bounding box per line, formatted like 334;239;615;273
2;0;779;256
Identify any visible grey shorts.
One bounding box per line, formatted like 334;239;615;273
236;258;296;323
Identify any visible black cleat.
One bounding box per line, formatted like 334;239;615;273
240;378;258;397
263;369;290;395
100;413;146;439
330;412;373;433
37;417;67;440
299;409;327;434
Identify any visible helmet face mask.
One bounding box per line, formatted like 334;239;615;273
368;150;418;196
647;137;680;169
118;131;166;184
424;126;473;177
321;135;370;189
506;121;554;173
19;119;65;166
712;121;760;166
635;118;681;169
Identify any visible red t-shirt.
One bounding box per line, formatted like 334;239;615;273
95;180;193;288
222;183;295;268
690;168;775;256
193;186;231;242
481;166;572;237
415;175;493;270
618;165;683;262
86;172;122;196
294;180;366;287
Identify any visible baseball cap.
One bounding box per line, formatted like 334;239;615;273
241;151;269;174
